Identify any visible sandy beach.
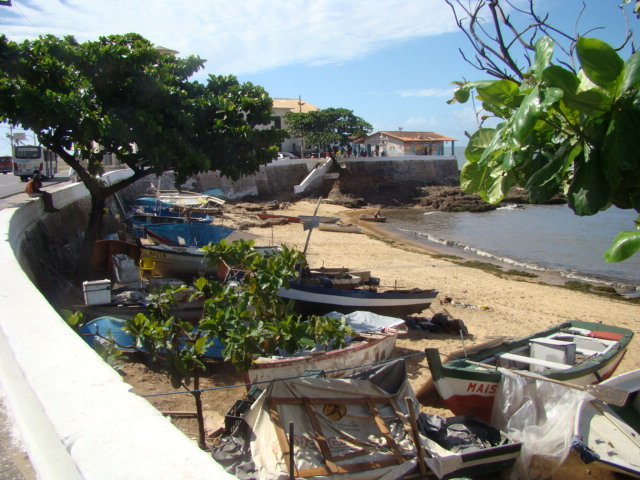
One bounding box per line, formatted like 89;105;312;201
125;199;639;479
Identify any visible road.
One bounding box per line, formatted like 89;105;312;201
0;168;72;210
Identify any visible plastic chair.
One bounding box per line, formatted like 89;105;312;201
139;256;156;283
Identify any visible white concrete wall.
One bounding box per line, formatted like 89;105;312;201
0;170;236;479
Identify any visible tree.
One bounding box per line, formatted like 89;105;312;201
284;107;372;157
0;33;285;272
445;1;640;262
123;240;354;449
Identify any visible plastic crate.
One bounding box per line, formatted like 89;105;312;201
224;399;252;434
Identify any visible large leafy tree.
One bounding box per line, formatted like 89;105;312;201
284;107;372;156
445;0;640;262
0;33;285;271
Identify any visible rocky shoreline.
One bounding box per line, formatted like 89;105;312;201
314;169;567;212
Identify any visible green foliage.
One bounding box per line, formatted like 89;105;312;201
61;309;123;366
0;33;285;270
450;36;640;262
284;107;372;151
124;240;354;379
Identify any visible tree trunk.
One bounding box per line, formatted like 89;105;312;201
77;191;108;278
193;374;207;450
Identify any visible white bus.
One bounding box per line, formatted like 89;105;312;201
13;145;59;181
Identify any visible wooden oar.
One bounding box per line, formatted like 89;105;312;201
467;360;630;407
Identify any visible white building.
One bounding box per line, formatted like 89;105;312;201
270;98;320;157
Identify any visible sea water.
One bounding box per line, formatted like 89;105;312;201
379;146;640;289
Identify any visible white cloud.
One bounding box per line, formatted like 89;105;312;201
5;0;459;75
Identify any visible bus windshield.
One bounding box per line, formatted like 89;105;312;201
14;146;41;159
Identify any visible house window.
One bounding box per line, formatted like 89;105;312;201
274;117;282;129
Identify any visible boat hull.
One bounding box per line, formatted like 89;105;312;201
140;244;217;278
573;369;640;478
318;223;362;234
278;283;438;317
244;330;398;386
426;321;634;422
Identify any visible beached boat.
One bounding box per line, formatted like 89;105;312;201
128;213;212;237
79;316;226;358
278;281;438;317
155;190;225;207
318;222;363;234
425;321;634;421
213;359;522;480
245;310;405;385
573;368;640;478
142;223;235;247
139;243;280;278
359;214;387;222
256;212;340;224
308;266;378;285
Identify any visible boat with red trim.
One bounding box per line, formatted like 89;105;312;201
425;321;633;422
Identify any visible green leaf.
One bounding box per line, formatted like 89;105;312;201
508;87;542;146
533;36;554;78
568;149;611;215
476;80;520;108
604;230;640;262
526;144;577;203
621;48;640;92
543;65;580;94
603;106;640;177
460;160;484;193
576;37;623;92
464;128;497;163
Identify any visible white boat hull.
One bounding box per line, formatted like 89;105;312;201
244;330;398;385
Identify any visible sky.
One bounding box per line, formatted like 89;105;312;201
0;0;637;156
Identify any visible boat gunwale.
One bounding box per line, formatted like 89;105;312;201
437;321;634;383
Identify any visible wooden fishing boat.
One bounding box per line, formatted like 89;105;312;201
139;243;279;278
142;223;235;247
359;215;387;222
79;316;226;358
308;266;378;285
214;359;522;480
128;213;211;238
278;281;438;317
245;311;405;386
318;223;363;234
573;368;640;478
426;321;634;422
256;213;340;224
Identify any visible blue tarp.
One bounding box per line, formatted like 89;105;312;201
144;223;234;247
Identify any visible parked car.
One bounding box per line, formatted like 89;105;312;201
277;152;299;159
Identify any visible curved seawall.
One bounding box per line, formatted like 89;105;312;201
0;171;235;479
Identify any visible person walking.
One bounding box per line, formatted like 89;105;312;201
25;170;59;212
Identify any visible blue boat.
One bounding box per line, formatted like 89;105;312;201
143;223;235;247
128;213;211;238
79;316;226;358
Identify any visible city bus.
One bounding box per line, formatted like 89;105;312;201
0;155;12;174
13;145;59;181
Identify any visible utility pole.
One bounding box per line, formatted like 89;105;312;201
298;95;305;158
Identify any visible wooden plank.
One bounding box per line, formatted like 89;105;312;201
302;397;339;474
498;352;573;370
364;397;405;464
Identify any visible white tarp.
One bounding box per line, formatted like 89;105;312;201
244;372;417;479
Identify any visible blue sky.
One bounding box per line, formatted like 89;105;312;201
0;0;637;156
